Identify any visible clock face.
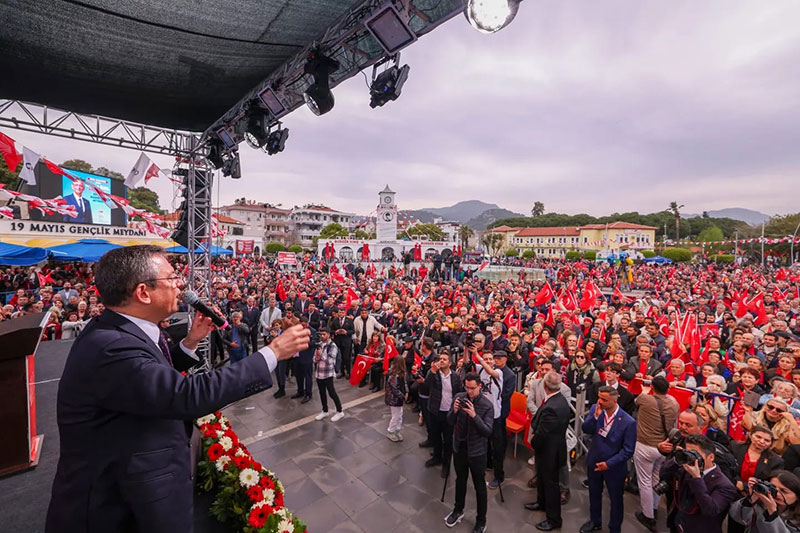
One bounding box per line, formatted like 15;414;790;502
383;195;392;204
382;211;394;222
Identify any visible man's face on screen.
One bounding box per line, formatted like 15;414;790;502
72;179;85;196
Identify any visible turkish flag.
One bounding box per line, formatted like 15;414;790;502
699;323;720;339
345;288;358;310
44;159;70;178
350;355;374;386
414;352;422;369
532;282;554;307
734;292;749;318
544;306;555;327
613;286;631;304
0;132;22;172
144;162;161;184
276;280;287;301
773;288;786;302
383;339;399;372
746;292;768;326
580;280;602;311
668;387;694;411
37;272;54;287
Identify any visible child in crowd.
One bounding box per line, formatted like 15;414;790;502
385;355;407;442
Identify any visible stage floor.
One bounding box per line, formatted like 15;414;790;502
2;340;659;532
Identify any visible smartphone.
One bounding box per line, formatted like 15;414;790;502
642;380;652;386
743;390;761;409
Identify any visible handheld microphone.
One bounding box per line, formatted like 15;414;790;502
181;290;229;329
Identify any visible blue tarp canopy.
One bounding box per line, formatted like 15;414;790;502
48;239;122;262
0;241;49;266
165;245;233;256
643;255;674;264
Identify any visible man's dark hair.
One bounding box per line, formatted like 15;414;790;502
421;336;434;350
95;245;163;307
652;375;669;395
463;371;480;385
597;385;619;399
605;362;622;374
685;434;715;456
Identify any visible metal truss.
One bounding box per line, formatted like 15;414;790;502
0;99;200;157
203;0;463;142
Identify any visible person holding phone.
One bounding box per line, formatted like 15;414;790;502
443;372;494;532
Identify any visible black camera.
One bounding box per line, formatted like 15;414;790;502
465;331;475;346
654;480;671;496
674;449;704;470
751;479;778;498
667;428;683;447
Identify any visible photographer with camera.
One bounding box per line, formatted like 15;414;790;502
729;471;800;532
658;434;738;533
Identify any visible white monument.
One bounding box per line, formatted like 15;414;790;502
375;185;397;242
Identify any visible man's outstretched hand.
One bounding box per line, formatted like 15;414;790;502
269;324;311;360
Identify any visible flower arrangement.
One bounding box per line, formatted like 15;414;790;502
196;412;306;533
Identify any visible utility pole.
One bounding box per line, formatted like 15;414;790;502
735;230;739;262
761;223;765;268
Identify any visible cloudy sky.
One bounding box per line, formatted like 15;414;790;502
4;0;800;218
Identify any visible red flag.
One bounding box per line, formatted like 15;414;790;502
671;313;686;360
773;287;786;302
699;323;719;339
0;132;22;172
414;352;422;369
746;292;768;326
345;288;358;310
667;387;694;411
43;159;72;179
144;162;161;184
330;271;345;284
544;306;555;327
613;286;632;304
350;355;375;386
579;280;602;311
383;338;399;372
276;280;287;301
478;261;489;271
532;282;554;307
37;272;54;287
734;292;749;318
776;268;789;281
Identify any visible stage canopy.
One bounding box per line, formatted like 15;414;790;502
165;244;233;256
47;239;122;262
0;241;49;266
0;1;364;131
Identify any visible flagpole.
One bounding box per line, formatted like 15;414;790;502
761;223;765;268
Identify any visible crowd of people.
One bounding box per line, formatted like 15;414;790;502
5;252;800;532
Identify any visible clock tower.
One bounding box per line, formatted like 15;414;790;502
376;184;397;242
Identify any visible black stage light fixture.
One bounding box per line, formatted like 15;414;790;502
370;62;410;108
303;49;340;116
266;127;289;155
207;139;225;169
364;4;417;54
222;150;241;179
245;106;270;149
465;0;522;34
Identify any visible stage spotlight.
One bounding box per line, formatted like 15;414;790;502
370;63;410;108
303;49;340;116
222;151;241;179
465;0;521;34
207;139;225;169
266;127;289;155
245;106;270;149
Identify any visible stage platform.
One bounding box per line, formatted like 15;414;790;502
2;339;659;532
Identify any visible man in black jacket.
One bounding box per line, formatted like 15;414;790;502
291;316;315;403
525;371;571;531
424;350;463;478
329;307;354;378
588;362;635;415
444;371;494;533
487;350;516;489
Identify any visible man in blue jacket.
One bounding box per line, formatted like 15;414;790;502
45;245;309;533
580;386;637;533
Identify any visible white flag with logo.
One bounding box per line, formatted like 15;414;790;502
18;147;40;185
125;152;150;188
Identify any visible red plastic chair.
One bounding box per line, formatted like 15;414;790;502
506;391;531;458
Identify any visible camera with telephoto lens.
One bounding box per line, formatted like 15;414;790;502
666;428;683;448
674;449;705;470
654;480;671;496
751;479;778;498
465;331;476;347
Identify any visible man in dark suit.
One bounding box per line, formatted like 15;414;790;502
291;316;315;403
222;311;250;363
621;342;662;382
62;178;93;224
525;371;571;531
293;291;310;316
580;386;637;533
241;295;261;352
424;350;463;478
659;434;738;533
45;245;309;533
329;306;354;378
588;362;635;415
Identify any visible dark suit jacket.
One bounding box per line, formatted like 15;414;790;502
588;381;635;415
297;327;317;364
328;316;354;347
46;310;273;532
293;298;310;316
447;392;494;457
63;193;93;224
425;370;464;413
660;459;739;533
621;356;663;381
531;392;571;468
729;441;784;484
223;323;250;354
582;405;637;473
241;306;260;329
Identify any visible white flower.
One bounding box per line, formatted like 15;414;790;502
219;436;233;451
262;488;275;505
276;480;284;493
219;421;229;430
238;468;259;488
196;414;215;426
216;430;226;438
278;519;293;532
235;448;246;457
215;456;231;472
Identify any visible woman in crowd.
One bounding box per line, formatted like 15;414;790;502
730;426;784;495
61;310;86;340
729;471;800;532
744;399;800;455
762;380;800;418
361;330;385;392
565;348;599;396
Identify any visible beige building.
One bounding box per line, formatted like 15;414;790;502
502;221;657;258
483;225;522;254
511;226;582;258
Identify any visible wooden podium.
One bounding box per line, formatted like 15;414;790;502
0;312;46;477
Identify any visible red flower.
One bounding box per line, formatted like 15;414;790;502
233;455;252;470
260;476;275;489
251;461;263;472
203;428;217;438
248;506;268;528
223;429;239;446
207;443;224;462
246;485;264;502
274;491;284;508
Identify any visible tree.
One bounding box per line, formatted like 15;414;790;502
93;166;124;180
522;249;535;259
128;187;163;214
702;211;710;218
265;242;286;254
505;249;519;257
530;201;545;218
314;222;349;246
60;159;93;173
458;225;474;248
482;233;504;256
662;247;693;262
403;223;445;241
668;201;685;241
353;229;373;239
0;156;20;188
288;244;303;253
697;226;724;242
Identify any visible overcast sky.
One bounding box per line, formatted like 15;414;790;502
3;0;799;218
